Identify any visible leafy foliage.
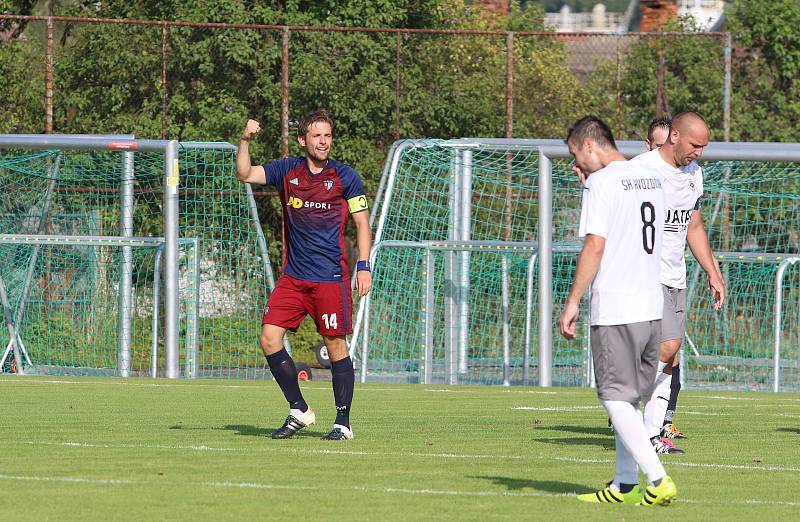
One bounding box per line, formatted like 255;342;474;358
726;0;800;141
618;16;726;140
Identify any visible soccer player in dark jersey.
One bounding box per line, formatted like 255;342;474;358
235;109;372;441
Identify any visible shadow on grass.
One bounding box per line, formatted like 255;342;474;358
545;425;613;437
532;436;613;449
471;476;589;494
220;424;326;438
776;427;800;435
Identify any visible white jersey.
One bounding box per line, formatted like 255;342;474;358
630;149;704;288
579;160;664;326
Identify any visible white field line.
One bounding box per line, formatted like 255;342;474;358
512;406;602;411
551;456;800;473
423;388;556;394
19;441;800;474
0;379;399;392
0;474;133;484
685;410;800;416
703;395;762;401
0;472;798;507
502;390;558;395
3;378;800;401
511;406;800;418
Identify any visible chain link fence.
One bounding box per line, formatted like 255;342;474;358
1;16;729;179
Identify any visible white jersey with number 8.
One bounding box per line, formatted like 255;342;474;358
579;160;665;326
630;148;704;289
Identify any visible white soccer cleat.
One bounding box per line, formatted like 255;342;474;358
321;423;354;440
271;408;316;439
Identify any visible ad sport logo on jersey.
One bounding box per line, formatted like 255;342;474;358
323;179;333;190
286;196;332;210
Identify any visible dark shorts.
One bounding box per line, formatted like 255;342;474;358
262;275;353;337
661;285;686;343
590;320;661;405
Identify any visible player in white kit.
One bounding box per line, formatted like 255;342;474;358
558;116;677;506
631;112;726;454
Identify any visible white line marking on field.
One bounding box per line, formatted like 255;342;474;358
681;411;800;418
0;474;133;485
0;379;407;393
680;411;732;416
21;440;800;474
206;481;561;498
502;390;558;395
1;472;799;507
705;395;762;401
553;456;800;473
300;386;402;392
0;379;262;389
512;406;602;411
509;405;798;419
206;481;317;491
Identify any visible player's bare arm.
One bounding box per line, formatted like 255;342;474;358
686;209;726;310
351;210;372;297
235;119;267;184
557;233;605;339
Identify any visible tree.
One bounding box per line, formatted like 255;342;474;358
0;0;36;39
726;0;800;141
617;16;726;140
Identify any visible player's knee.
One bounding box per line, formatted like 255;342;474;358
322;336;348;362
660;339;682;361
259;332;283;354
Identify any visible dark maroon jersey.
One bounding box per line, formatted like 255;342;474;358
262;157;368;282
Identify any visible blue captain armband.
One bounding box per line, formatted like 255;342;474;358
356;260;371;272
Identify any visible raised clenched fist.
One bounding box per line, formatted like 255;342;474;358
241;119;262;141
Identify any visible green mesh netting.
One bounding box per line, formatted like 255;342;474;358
365;142;587;385
178;146;271;379
684;161;800;391
0;149;164;374
0;145;271;378
364;140;800;390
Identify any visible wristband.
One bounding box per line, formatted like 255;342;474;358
356;260;371;272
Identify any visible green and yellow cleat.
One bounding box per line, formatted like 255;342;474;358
577;485;643;505
640;476;678;506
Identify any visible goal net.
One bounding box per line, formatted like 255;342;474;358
357;139;800;390
0;139;275;378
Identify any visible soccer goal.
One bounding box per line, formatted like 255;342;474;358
354;138;800;390
0;135;279;379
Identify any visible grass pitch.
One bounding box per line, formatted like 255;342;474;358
1;376;798;521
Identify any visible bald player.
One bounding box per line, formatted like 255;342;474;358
631;112;726;454
644;117;687;440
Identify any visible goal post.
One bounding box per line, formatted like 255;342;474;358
0;136;288;380
356;138;800;389
0;134;182;376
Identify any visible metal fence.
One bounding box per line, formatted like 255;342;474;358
1;15;731;152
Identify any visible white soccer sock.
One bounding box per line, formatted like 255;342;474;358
603;400;666;485
612;430;638;489
643;361;672;439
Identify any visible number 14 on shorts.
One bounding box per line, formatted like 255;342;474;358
322;313;337;330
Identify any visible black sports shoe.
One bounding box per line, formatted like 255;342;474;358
321;424;354;440
271;409;315;439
